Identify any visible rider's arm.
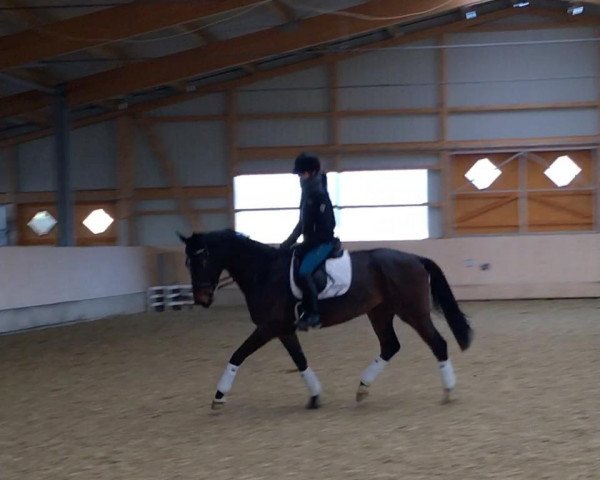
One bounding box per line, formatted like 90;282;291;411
280;221;302;249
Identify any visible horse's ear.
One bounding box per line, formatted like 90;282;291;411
176;231;188;243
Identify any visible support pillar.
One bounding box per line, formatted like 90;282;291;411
54;84;74;246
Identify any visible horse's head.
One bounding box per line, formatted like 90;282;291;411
179;232;225;308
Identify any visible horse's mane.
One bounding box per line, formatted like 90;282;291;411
190;229;283;287
191;229;281;261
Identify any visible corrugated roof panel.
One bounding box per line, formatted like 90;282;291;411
287;0;369;19
41;51;123;81
0;0;132;36
124;30;203;59
0;74;30;95
207;3;282;40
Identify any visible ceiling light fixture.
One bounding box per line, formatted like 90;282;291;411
464;9;477;19
567;4;584;15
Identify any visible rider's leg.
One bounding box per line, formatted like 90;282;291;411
297;243;334;330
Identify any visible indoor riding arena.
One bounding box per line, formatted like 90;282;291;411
1;1;599;479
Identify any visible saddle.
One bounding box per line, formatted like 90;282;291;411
289;239;352;300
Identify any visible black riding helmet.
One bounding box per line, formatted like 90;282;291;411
293;152;320;174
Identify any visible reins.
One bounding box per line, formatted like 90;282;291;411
217;275;235;290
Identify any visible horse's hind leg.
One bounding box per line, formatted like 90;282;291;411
356;304;399;402
402;309;456;403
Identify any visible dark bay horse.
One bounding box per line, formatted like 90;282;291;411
179;229;473;410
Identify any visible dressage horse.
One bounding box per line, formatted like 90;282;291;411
179;229;473;410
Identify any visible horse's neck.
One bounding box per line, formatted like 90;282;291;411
223;239;277;292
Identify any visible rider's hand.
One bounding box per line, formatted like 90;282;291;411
280;241;294;250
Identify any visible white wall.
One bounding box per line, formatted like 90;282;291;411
163;233;600;304
0;247;152;310
0;247;154;333
353;233;600;300
0;233;597;334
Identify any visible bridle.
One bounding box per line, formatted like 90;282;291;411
186;247;234;290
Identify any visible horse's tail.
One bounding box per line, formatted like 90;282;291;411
418;256;473;351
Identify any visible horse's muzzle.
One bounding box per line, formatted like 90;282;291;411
194;288;214;308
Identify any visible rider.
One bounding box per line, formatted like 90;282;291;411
281;152;336;331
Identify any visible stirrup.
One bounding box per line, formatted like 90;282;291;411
296;313;321;331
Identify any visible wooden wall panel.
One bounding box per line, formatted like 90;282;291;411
452;149;596;234
454;194;519;234
528;192;593;231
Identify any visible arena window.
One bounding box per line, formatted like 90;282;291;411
234;169;429;243
334;170;428;241
234;173;302;244
544;155;581;187
27;210;57;236
465;158;502;190
82;208;114;235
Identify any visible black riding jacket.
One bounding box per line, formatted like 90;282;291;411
283;173;335;251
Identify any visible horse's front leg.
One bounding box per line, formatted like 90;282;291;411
279;333;322;409
212;326;274;409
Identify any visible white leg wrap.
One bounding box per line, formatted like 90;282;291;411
300;367;322;397
439;359;456;390
360;356;388;386
217;363;239;394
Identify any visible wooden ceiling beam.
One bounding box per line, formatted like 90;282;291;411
0;0;65;93
64;0;506;108
15;110;49;126
0;90;49;118
269;0;297;23
0;7;521;136
0;0;130;63
0;0;265;71
0;1;517;117
176;21;219;46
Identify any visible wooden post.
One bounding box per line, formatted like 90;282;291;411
438;35;451;237
6;146;18;205
518;153;528;233
595;28;600;232
328;61;341;174
438;35;448;143
117;115;136;245
441;152;454;237
226;90;238;229
594;148;600;232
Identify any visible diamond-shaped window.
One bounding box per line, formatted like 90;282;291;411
544;155;581;187
27;211;57;236
465;158;501;190
83;209;114;234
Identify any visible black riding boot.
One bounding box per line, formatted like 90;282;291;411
297;275;321;331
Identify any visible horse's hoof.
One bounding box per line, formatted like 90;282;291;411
441;389;452;404
356;384;370;403
211;398;227;410
306;395;320;409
